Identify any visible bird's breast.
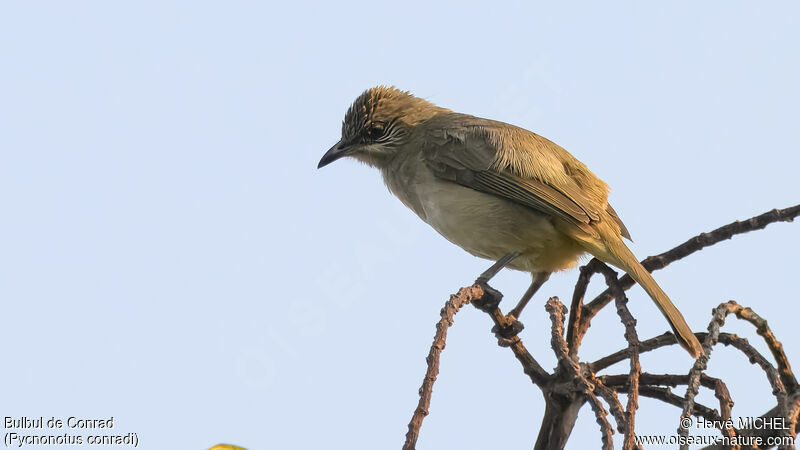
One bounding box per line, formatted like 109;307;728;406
382;158;584;273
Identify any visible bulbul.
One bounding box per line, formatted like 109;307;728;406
318;86;702;358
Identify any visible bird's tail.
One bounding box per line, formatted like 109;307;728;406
594;233;703;358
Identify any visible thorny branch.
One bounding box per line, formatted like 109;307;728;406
402;204;799;450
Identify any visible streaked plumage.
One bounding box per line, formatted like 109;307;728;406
319;86;701;357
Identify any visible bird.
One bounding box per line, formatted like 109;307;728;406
317;86;702;358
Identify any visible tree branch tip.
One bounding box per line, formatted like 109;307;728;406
404;205;800;449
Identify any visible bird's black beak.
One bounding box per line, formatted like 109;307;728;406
317;140;349;169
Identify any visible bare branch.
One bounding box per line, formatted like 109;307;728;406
564;261;645;448
710;304;788;411
566;261;602;357
592;375;629;434
546;297;614;450
607;266;642;450
615;384;724;423
699;395;800;450
472;283;551;387
546;297;579;374
603;373;741;443
583;204;800;326
591;333;678;373
403;205;799;449
403;285;484;450
600;372;726;391
711;376;737;446
586;390;615;450
730;304;798;393
679;302;732;448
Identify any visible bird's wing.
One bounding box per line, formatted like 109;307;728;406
606;204;632;241
423;118;629;240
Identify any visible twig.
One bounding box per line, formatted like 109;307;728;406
601;372;726;392
581;205;800;331
564;261;645;448
567;261;603;357
614;384;723;423
403;285;484;450
730;304;798;393
586;389;615;450
546;297;614;450
698;395;800;450
591;333;677;373
591;263;643;449
679;302;731;449
594;321;788;448
604;374;741;442
723;302;797;447
710;305;788;411
472;284;551;387
546;298;581;375
593;330;789;394
592;375;629;434
711;376;737;446
403;205;799;449
716;327;794;448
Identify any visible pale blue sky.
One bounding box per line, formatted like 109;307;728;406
1;1;798;449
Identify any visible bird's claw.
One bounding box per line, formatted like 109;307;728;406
492;316;524;347
473;282;503;312
472;282;524;346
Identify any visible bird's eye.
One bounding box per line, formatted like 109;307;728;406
366;121;386;139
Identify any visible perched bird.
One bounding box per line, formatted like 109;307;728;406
318;86;702;358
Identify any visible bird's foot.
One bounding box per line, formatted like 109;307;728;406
472;282;525;346
472;282;503;312
492;316;524;347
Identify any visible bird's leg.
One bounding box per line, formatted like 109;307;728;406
473;253;528;345
475;252;520;285
473;252;519;313
507;271;551;319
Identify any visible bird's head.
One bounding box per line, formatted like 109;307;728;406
317;86;446;169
